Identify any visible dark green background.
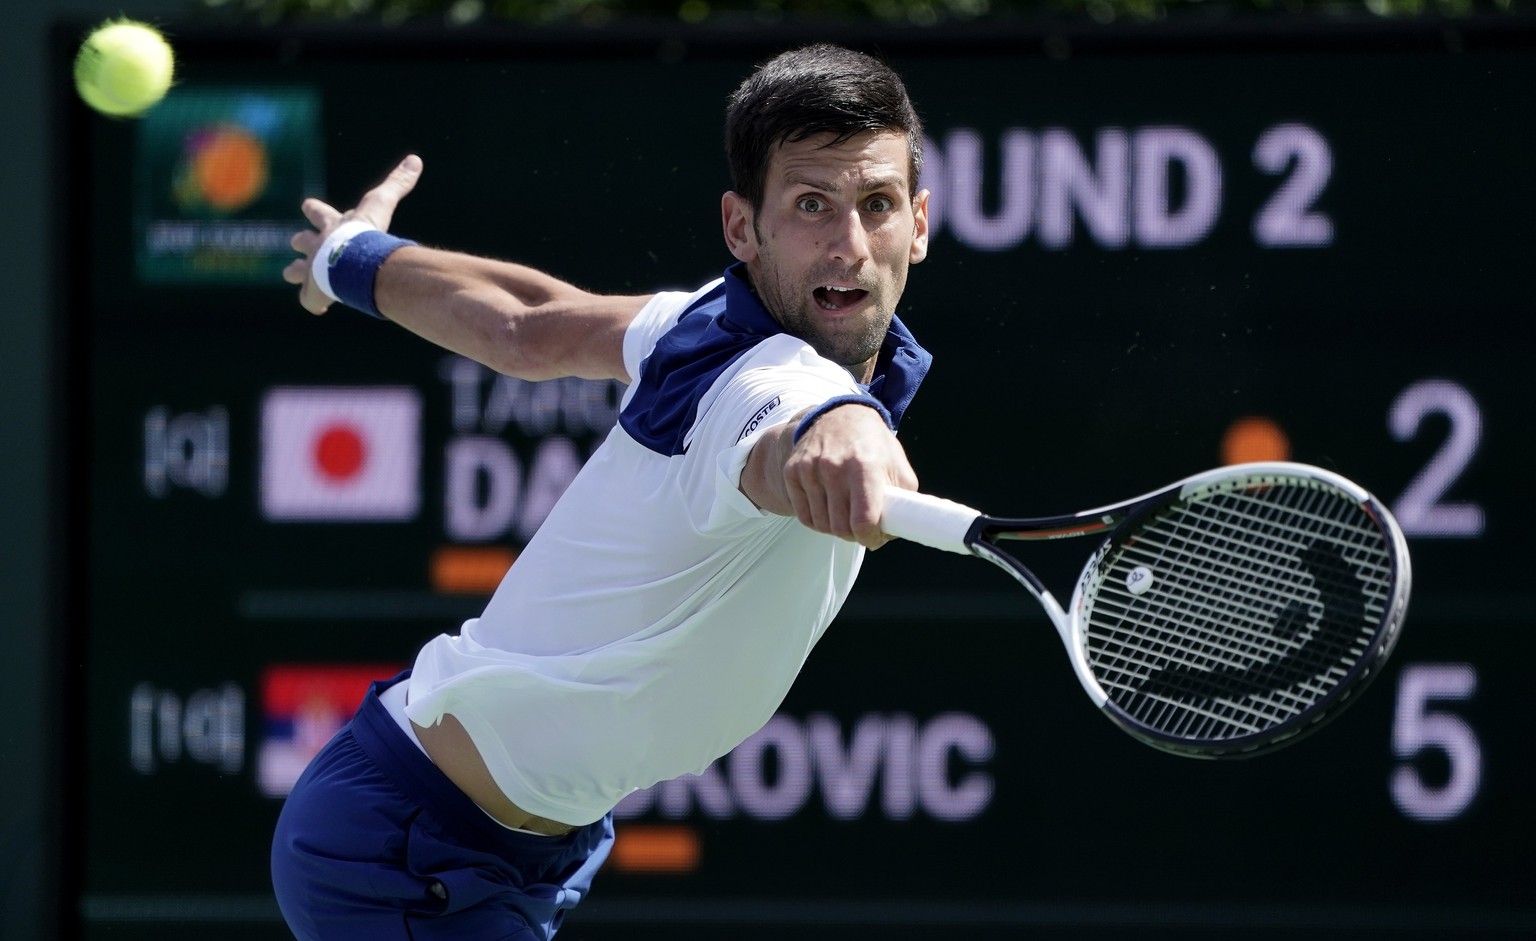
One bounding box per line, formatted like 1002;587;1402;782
57;21;1535;940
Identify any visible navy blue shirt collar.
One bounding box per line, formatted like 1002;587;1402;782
722;263;932;428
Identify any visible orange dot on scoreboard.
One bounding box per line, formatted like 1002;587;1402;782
1222;416;1291;464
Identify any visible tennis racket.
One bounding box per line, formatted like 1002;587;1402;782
880;462;1411;758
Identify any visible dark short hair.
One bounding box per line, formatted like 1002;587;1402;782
725;44;925;212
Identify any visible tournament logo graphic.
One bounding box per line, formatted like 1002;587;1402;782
136;87;320;284
172;121;271;216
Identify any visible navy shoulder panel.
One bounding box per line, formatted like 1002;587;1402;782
618;264;934;457
619;272;777;457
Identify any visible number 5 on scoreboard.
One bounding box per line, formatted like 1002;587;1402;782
1391;663;1480;822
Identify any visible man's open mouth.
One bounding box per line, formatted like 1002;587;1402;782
813;285;869;311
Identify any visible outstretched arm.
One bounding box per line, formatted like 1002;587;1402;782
282;155;651;382
739;402;918;550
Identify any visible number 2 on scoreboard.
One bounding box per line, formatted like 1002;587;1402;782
1389;378;1485;539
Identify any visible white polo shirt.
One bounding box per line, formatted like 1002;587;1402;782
404;265;931;826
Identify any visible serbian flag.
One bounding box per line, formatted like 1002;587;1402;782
257;662;405;797
260;386;422;521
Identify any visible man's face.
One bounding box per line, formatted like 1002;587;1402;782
723;130;930;383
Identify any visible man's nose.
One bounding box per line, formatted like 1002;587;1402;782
827;209;871;264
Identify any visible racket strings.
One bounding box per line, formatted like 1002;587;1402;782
1113;493;1380;668
1080;478;1396;744
1110;514;1373;728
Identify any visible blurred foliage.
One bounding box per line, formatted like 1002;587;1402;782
189;0;1526;26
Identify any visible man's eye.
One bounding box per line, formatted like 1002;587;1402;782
866;195;895;213
797;196;827;213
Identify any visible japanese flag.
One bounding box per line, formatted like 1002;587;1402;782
260;386;422;521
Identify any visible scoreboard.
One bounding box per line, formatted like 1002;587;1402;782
56;19;1536;940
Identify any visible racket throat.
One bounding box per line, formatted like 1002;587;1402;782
973;541;1076;645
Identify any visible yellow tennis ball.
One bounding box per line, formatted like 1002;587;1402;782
74;19;175;118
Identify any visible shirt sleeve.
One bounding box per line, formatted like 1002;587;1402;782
621;283;721;386
684;335;863;531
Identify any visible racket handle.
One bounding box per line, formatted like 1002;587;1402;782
881;487;980;555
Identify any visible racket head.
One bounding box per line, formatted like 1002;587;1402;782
1063;463;1411;758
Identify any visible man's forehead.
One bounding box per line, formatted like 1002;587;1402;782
768;129;912;189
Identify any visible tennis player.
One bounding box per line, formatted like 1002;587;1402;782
271;43;932;940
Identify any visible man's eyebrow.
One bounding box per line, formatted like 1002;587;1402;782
783;173;907;193
857;174;908;193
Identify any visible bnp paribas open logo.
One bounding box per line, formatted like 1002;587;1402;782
171;120;271;216
137;87;320;284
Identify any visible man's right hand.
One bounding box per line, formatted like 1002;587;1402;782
740;401;918;550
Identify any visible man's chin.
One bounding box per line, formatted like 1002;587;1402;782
806;334;885;371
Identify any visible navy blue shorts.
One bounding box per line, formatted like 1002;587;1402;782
271;673;614;941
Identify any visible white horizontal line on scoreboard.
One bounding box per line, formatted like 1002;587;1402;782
235;589;1035;622
236;588;1529;624
79;893;1536;931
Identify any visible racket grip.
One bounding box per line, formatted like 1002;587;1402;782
880;487;980;555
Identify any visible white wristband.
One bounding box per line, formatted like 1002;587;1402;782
311;219;379;304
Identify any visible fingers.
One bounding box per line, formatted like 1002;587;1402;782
787;476;834;536
286;206;334;314
281;257;307;286
300;197;340;232
289;226;320;258
789;475;894;550
847;478;900;550
286;156;421;316
784;404;915;550
355;154;423;231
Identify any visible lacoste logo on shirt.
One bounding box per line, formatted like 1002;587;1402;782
737;396;782;443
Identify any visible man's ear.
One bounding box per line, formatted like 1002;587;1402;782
909;188;931;265
722;191;758;263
